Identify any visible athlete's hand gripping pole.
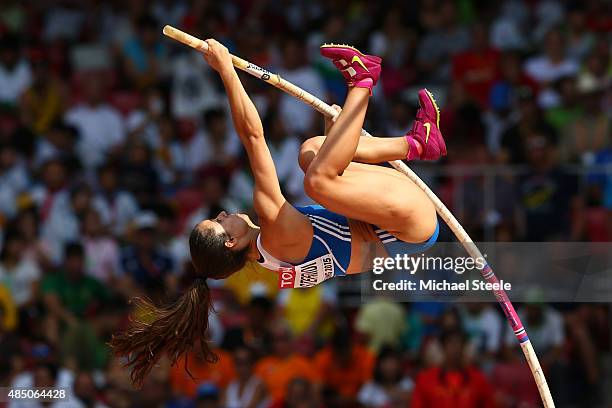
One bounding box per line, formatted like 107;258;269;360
163;25;555;408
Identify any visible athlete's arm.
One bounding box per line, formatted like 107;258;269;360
202;40;306;234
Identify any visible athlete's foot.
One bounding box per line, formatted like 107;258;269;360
320;44;381;94
405;89;447;161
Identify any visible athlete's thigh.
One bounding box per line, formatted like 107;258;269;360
309;163;436;242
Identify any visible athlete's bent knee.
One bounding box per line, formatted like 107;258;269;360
299;136;325;173
410;207;438;243
303;170;331;200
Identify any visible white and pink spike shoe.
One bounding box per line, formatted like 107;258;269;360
320;44;382;94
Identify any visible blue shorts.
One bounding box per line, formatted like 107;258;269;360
296;205;439;276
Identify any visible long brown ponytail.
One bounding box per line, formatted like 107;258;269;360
111;223;250;387
109;278;217;387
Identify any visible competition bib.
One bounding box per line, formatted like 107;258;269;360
277;253;335;289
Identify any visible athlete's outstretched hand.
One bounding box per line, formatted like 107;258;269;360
202;39;233;75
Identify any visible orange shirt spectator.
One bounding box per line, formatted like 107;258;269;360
255;354;318;402
169;348;236;397
313;343;374;397
411;366;497;408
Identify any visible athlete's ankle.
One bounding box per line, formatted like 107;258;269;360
414;140;423;156
405;135;424;161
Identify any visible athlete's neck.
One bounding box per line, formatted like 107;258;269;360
246;226;261;261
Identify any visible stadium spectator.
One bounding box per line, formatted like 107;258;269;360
186;108;241;172
0;293;20;372
41;183;99;263
223;346;268;408
41;242;111;369
64;73;125;170
170;49;221;118
357;347;413;407
20;49;66;135
516;131;583;241
9;208;51;268
93;162;140;236
555;304;603;406
452;24;500;108
124;87;164;144
222;295;274;357
498;88;557;165
561;76;610;164
262;108;309;206
412;330;496;408
0;142;30;219
545;75;581;131
369;10;417;98
42;242;110;321
491;348;541;408
120;140;160;206
0;35;31;107
42;1;85;42
314;325;375;404
149;115;188;189
460;303;503;368
254;322;318;403
121;14;168;90
489;1;529;51
416;0;471;83
71;371;109;408
81;208;121;284
384;97;415;139
524;29;579;92
579;37;611;88
120;212;173;292
277;283;337;344
355;297;406;352
151;0;187;30
566;4;596;62
276;36;325;137
268;377;320;408
169;345;236;398
32;121;79;170
0;232;40;308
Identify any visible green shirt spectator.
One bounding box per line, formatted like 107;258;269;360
42;242;110;320
42;270;109;318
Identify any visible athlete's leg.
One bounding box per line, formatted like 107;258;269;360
304;86;371;178
303;88;436;242
304;45;437;242
299;135;408;172
307;161;437;243
300;88;446;173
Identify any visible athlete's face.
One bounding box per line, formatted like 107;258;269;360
199;211;253;250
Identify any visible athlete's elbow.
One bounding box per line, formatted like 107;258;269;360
236;121;264;141
240;128;264;141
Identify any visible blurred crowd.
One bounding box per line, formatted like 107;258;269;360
0;0;610;407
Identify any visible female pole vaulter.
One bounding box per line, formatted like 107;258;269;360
110;40;447;385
